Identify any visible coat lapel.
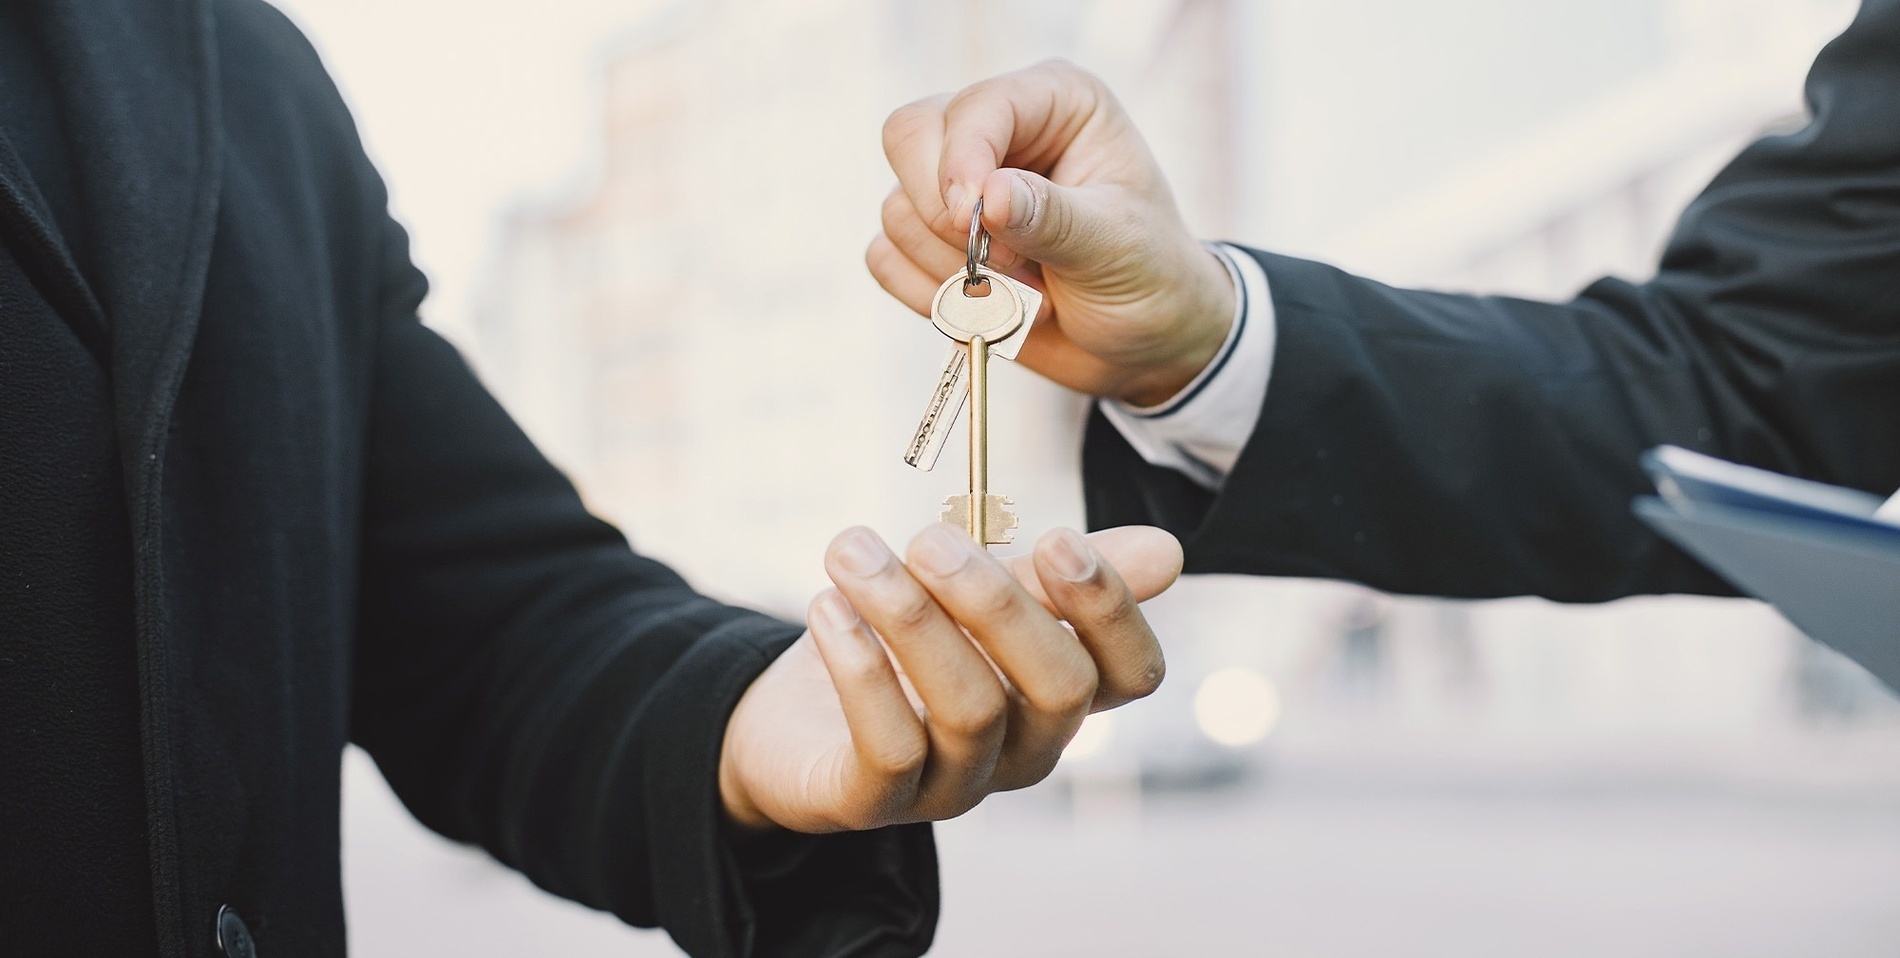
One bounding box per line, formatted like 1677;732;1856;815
36;2;224;955
38;0;224;491
0;123;109;365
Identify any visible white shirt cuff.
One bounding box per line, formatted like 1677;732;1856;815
1877;488;1900;523
1098;243;1276;490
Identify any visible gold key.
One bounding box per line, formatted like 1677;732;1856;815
907;199;1040;545
939;330;1018;544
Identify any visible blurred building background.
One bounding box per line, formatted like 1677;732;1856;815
272;0;1900;954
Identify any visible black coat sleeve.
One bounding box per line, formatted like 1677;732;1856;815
1085;0;1900;602
340;106;936;958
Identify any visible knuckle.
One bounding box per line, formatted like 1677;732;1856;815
879;189;911;231
1041;664;1099;715
924;200;964;240
1018;749;1065;789
937;688;1007;739
914;796;962;823
1034;56;1081;80
1029;57;1104;103
986;767;1035;796
928;785;990;821
883;589;939;635
883;94;950;156
936;710;997;743
960;567;1022;620
839;768;916;831
1082;588;1141;629
836;802;886;833
986;244;1024;272
932;551;1019;612
881;101;926;151
872;737;929;778
942;75;996;112
832;649;887;688
1116;652;1167;701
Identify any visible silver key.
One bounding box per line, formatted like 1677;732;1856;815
902;266;1043;471
903;346;967;470
935;265;1042;362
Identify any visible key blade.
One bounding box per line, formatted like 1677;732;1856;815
904;347;969;471
941;494;1019;545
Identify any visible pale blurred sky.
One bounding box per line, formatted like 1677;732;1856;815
271;0;677;333
267;0;1679;333
266;0;1855;333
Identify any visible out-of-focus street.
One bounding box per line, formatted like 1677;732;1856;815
934;743;1900;956
346;723;1900;957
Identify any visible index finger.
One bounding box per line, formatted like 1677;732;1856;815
937;59;1109;231
882;93;960;243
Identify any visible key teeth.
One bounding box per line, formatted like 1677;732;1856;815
903;347;969;471
940;494;1020;545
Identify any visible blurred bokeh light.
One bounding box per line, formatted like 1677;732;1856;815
1195;668;1281;747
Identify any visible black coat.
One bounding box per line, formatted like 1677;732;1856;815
1087;0;1900;602
0;2;934;956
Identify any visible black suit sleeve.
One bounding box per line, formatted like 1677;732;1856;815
346;203;935;957
1085;0;1900;602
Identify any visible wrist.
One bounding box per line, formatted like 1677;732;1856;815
1115;244;1237;407
718;716;779;837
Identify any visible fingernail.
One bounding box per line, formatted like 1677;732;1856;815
945;183;967;221
912;523;974;577
1045;528;1097;582
812;589;862;633
1005;172;1035;230
834;527;893;577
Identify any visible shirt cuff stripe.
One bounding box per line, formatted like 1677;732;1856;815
1117;242;1247;420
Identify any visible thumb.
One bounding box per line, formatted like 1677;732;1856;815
979;168;1124;272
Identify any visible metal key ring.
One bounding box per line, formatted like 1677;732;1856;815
965;197;990;286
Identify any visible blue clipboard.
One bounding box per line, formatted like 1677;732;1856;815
1635;446;1900;691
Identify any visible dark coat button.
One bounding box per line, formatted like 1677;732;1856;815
216;905;257;958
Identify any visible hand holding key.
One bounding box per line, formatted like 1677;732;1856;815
719;523;1180;834
869;59;1236;407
